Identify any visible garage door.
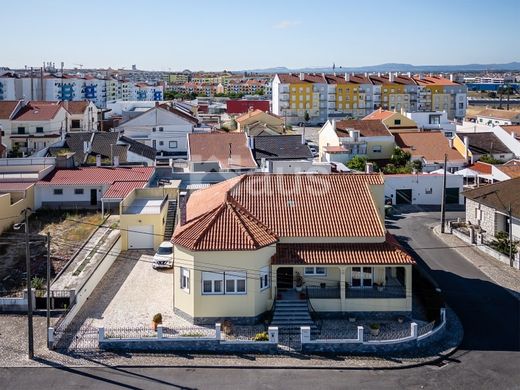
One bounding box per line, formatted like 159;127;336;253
396;189;412;205
128;225;154;249
446;188;460;204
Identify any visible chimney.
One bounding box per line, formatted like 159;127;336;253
449;74;454;82
464;136;469;159
344;73;350;82
407;72;411;78
301;132;305;145
331;119;336;131
365;162;374;173
96;154;101;167
448;138;454;149
400;107;405;115
299;72;305;81
83;141;90;154
113;155;119;167
389;72;395;82
377;72;381;77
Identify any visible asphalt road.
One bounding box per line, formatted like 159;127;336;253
1;208;519;389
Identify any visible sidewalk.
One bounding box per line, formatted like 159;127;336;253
433;225;520;301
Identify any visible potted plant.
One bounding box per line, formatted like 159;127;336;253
369;323;380;336
397;316;405;324
295;272;304;292
151;313;163;331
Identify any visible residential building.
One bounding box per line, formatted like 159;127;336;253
235;109;284;133
463;177;520;242
363;109;418;133
394;132;467;173
0;100;24;149
384;174;463;205
250;135;313;167
272;72;467;125
187;132;257;172
457;132;514;162
63;100;99;131
172;173;415;324
476;109;520;126
404;110;456;136
115;103;198;156
318;119;395;163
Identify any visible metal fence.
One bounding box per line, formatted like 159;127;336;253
306;286;341;299
163;326;216;339
104;327;157;339
365;326;411;341
221;325;265;341
417;321;436;336
346;286;406;299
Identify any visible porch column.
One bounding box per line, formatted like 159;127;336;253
405;265;412;298
340;267;346;312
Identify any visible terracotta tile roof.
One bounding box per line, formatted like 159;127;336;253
12;103;63;121
174;201;278;251
395;132;465;163
463;177;520;218
412;75;460;86
38;166;154;186
0;182;34;192
272;235;414;265
324;145;348;153
174;174;386;251
335;119;392;137
470;161;493;174
188;132;257;170
0;100;21;120
62;101;90;115
235;109;283;124
363;109;395;121
497;160;520;179
476;109;520;121
102;181;148;199
501;125;520;139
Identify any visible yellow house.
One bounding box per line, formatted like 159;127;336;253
172;174;414;325
318;119;396;163
235;109;284;133
119;184;179;250
363;108;418;133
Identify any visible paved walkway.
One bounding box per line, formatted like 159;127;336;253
52;215;120;292
433;224;520;300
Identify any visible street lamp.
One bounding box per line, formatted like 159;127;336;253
14;207;34;360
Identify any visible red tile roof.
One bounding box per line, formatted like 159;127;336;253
272;236;414;265
174;174;386;250
0;100;21;120
395;132;465;163
501;125;520;139
335;119;392;137
62;101;90;115
38;167;154;186
102;181;148;199
476;109;520;121
12;103;64;121
188;132;257;169
363;109;395;121
470;161;493;174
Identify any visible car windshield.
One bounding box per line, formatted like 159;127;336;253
157;246;172;255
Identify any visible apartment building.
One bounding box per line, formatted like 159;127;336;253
272;73;467;125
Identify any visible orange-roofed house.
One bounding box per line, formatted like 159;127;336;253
172;173;415;325
363;108;418;133
235;109;284;134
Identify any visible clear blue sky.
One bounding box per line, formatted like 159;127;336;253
3;0;519;71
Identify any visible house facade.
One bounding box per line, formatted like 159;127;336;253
172;174;415;325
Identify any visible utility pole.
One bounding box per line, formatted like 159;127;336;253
509;203;514;267
24;208;34;359
46;232;51;347
440;153;448;233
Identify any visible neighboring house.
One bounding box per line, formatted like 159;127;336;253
319;119;395;162
35;166;155;213
394;132;467;173
235;109;284;133
115;103;198;156
187;132;257;172
404;110;456;136
4;101;69;154
63;100;99;131
172;174;415;325
467;159;520;183
476;109;520;126
363;109;418;132
495;125;520;157
0;101;23;152
457;132;514;162
463;177;520;242
384;173;463;205
251;134;313;167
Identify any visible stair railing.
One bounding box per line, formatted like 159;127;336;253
305;286;322;331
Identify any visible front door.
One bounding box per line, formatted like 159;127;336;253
276;267;293;290
90;189;97;206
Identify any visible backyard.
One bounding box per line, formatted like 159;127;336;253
0;210;103;294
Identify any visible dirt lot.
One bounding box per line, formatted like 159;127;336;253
0;211;102;294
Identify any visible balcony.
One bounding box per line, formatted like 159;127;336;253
347;284;406;299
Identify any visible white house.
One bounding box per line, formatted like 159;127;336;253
115;103;198;156
63;100;99;131
404;110;456;136
476;109;520;127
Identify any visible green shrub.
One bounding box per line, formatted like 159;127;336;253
253;331;269;342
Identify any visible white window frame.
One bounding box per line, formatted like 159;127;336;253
169;141;178;149
260;266;270;291
53;188;63;195
201;272;224;295
180;267;190;292
224;271;247;295
304;267;327;276
372;145;382;153
351;266;373;288
74;188;84;195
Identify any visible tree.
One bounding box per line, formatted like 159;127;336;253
347;155;367;171
255;89;265;96
490;231;519;256
390;147;411;167
304;111;310;123
411;159;423;172
479;154;503;165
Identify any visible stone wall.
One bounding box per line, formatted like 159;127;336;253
466;199;496;236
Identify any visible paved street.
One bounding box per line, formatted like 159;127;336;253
1;207;519;389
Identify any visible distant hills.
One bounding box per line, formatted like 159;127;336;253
237;62;520;74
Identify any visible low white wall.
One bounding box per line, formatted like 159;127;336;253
384;174;464;205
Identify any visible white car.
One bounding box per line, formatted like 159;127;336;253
153;241;174;269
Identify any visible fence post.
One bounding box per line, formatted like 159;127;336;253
411;322;418;339
440;308;446;324
300;326;311;344
98;327;105;342
157;325;163;339
215;323;221;341
47;327;54;349
268;326;278;343
357;326;364;343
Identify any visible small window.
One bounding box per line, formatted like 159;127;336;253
260;266;270;290
202;272;224;295
224;271;247;294
372;145;382;153
17;127;26;134
394;119;401;125
159;127;164;132
159;141;164;146
74;188;84;195
36;127;44;133
304;267;327;276
169;141;178;149
152;127;156;132
180;267;190;292
53;189;63;195
351;267;373;288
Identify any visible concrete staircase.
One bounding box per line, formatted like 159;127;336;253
163;200;178;241
270;300;317;332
